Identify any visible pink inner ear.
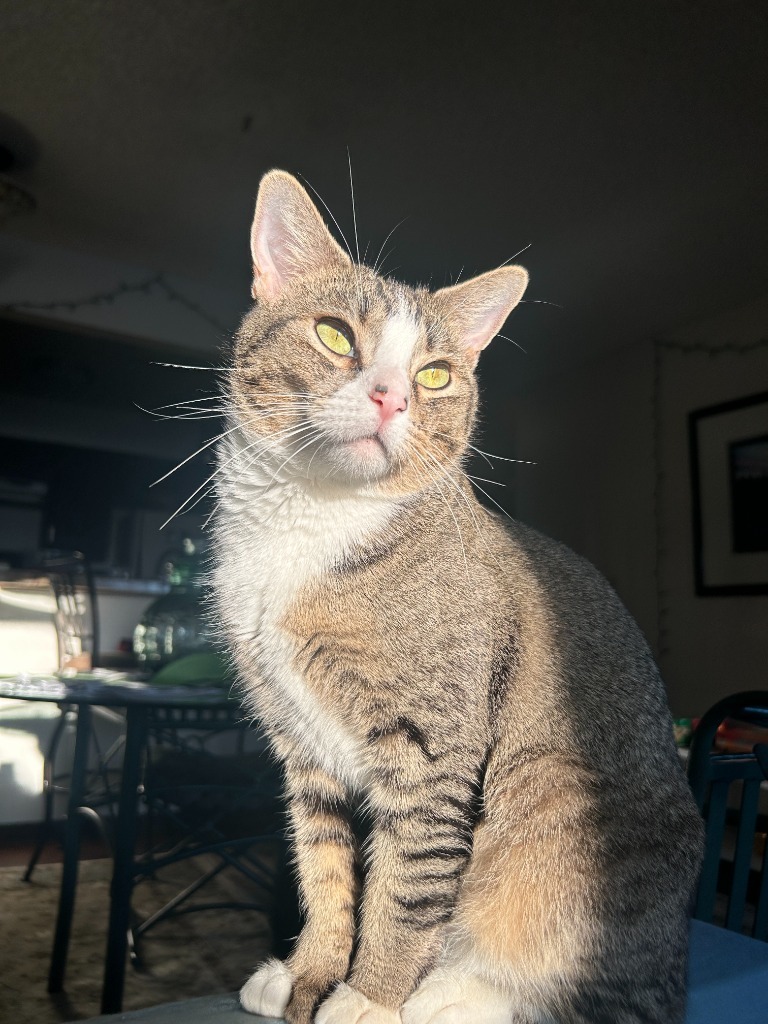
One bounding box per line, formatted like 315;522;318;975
251;211;286;300
466;314;503;355
463;304;513;358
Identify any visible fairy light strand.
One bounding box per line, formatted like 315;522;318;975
0;272;232;334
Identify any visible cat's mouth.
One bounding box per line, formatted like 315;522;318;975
336;433;392;479
346;435;387;454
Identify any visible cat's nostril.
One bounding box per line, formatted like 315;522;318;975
370;384;408;416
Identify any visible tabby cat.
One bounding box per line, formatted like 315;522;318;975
210;170;703;1024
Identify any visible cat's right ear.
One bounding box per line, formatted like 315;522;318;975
250;170;351;301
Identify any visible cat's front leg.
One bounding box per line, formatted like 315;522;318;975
241;755;358;1024
316;725;482;1022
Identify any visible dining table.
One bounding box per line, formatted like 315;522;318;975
69;917;768;1023
0;672;244;1014
5;676;768;1023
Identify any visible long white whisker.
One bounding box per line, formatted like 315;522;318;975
496;333;527;354
270;428;323;481
411;448;470;583
151;362;236;372
139;407;228;422
150;424;240;487
467;474;505;487
298;174;355;263
467;477;515;522
347;149;360;266
161;422;316;528
305;435;329;476
415;443;502;568
469;446;537;466
419;446;485;538
498;243;532;267
150;395;224;412
372;219;406;275
203;425;319;527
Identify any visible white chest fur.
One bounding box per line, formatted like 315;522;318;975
212;434;400;791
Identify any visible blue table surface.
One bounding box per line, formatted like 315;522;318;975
686;919;768;1022
75;920;768;1024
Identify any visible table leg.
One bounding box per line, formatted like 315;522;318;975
48;702;92;993
100;703;148;1014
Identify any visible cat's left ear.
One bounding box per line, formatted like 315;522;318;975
250;170;351;301
434;266;528;365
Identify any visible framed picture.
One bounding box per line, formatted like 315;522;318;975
689;391;768;595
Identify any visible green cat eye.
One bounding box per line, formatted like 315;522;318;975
415;363;451;390
316;318;355;357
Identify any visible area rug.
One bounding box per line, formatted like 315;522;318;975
0;857;275;1023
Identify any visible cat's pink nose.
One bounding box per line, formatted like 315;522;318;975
369;378;408;421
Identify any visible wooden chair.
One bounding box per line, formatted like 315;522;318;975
687;691;768;940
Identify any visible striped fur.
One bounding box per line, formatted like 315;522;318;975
212;171;703;1024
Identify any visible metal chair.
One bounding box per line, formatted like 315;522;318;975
687;691;768;940
127;701;295;969
23;551;125;880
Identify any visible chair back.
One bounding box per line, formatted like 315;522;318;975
687;691;768;940
42;550;100;670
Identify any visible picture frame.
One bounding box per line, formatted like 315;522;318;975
689;391;768;596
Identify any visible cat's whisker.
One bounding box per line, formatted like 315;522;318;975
150;424;241;488
269;428;325;483
298;173;356;265
466;474;506;488
497;243;532;267
347;149;361;266
162;422;316;528
415;443;503;569
151;361;236;372
467;445;537;466
519;298;563;308
419;446;488;541
465;443;495;471
143;404;229;420
372;218;406;276
466;476;515;523
410;448;471;583
149;394;225;413
204;426;316;524
495;333;527;354
249;392;317;401
305;435;329;477
137;405;228;422
424;429;494;471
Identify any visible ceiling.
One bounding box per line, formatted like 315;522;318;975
1;0;767;394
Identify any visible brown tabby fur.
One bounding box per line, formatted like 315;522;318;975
211;170;704;1024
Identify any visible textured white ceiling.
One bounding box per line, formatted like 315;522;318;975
1;0;767;387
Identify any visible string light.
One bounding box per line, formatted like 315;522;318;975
0;272;233;334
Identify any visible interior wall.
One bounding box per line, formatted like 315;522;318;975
0;235;242;352
511;295;768;719
512;340;657;646
656;295;768;717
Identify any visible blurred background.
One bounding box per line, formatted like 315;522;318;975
0;0;766;715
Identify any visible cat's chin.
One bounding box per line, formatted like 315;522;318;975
319;436;392;484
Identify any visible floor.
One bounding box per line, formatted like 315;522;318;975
0;832;277;1024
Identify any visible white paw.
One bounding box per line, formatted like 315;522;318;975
316;982;401;1024
240;958;295;1017
402;972;512;1024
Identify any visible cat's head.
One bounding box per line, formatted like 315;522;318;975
229;170;527;497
